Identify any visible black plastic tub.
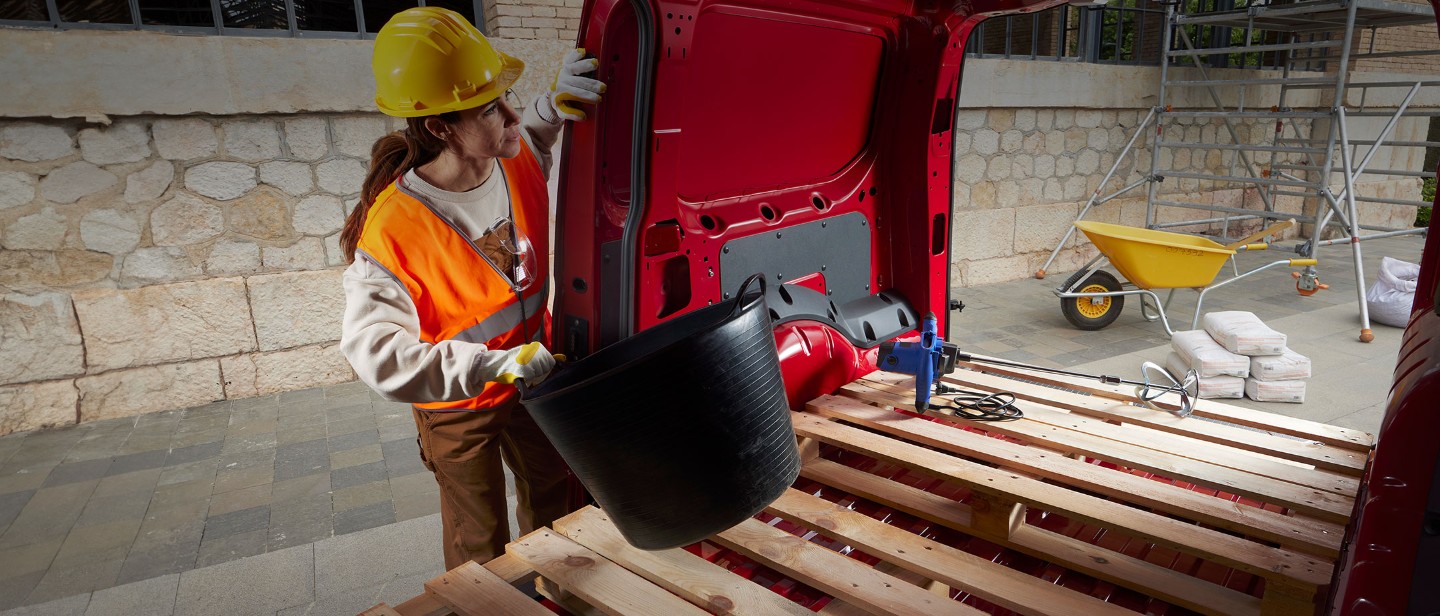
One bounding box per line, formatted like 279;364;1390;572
521;277;799;550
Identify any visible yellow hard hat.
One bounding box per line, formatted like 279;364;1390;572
371;7;525;118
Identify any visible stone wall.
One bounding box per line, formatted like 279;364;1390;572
948;106;1429;287
0;26;574;434
0;114;399;434
483;0;584;40
0;23;1433;434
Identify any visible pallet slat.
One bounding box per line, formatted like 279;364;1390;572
390;593;452;616
712;516;986;615
550;507;814;616
957;356;1374;451
507;530;711;616
849;377;1358;499
799;458;1262;616
423;562;550;616
813;394;1345;557
920;369;1367;474
790;411;1333;589
768;488;1136;616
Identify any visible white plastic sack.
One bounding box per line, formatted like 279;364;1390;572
1167;352;1244;399
1202;311;1285;356
1250;348;1312;381
1245;378;1306;403
1366;256;1420;328
1171;330;1249;378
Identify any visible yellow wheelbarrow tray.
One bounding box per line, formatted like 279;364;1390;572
1053;219;1317;335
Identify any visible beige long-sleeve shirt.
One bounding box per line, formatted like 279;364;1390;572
340;96;563;404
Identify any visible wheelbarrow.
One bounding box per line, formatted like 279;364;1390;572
1055;219;1315;336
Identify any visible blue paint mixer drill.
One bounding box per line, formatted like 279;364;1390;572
874;312;1200;419
875;312;959;412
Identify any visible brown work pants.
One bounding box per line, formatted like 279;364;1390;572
412;398;574;570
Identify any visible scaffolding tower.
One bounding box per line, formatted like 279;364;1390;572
1039;0;1438;342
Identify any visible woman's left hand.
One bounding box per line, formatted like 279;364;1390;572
549;48;605;122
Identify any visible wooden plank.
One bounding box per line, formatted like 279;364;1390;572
956;355;1374;451
1259;579;1323;616
790;411;1333;588
711;517;985;616
800;458;974;526
423;561;551;616
535;576;605;616
392;593;453;616
1008;524;1262;616
848;376;1358;500
507;529;711;616
814;393;1345;557
550;506;814;616
360;604;403;616
800;458;1261;616
910;368;1368;474
767;489;1138;616
482;552;537;586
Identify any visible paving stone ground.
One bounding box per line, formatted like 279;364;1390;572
0;233;1425;615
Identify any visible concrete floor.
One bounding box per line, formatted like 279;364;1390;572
0;233;1425;615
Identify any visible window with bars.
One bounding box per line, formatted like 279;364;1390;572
966;0;1333;70
0;0;485;37
966;2;1168;65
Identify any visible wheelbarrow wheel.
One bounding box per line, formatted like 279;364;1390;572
1061;271;1124;331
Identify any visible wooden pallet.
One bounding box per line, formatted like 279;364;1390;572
369;362;1368;616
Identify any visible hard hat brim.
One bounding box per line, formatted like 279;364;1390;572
376;51;526;118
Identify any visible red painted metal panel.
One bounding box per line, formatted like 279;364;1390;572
1326;5;1440;605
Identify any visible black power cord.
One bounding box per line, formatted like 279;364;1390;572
928;382;1024;422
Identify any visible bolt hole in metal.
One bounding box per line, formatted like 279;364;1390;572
760;203;778;222
811;194;828;211
699;215;716;231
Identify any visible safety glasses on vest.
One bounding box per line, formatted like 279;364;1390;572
485;217;538;293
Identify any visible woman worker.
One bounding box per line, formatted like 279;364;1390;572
339;7;604;568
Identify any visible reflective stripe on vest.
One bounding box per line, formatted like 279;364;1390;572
355;143;551;411
451;279;549;344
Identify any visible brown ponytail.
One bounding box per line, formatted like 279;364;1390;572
340;113;459;263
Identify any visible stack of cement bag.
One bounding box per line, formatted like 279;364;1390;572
1166;311;1310;403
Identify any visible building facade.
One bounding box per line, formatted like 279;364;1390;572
0;0;1435;431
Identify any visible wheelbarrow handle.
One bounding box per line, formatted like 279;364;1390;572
1224;219;1296;251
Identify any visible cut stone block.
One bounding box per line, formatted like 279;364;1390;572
0;170;37;210
0;293;85;386
78;360;224;423
73;278;257;372
3;206;69;251
247;270;344;351
0;122;76;162
124;160;175;204
40;161;119;204
151;194;224;247
0;250;113;292
186;161;257;201
222;343;354;399
81;209;144;256
120;246;204;285
0;379;78;436
79;122;152;165
153;119;218;161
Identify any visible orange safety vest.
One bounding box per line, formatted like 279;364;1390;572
356;144;551;411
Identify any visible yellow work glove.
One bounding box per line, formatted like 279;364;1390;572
489;342;557;386
549;48;605;122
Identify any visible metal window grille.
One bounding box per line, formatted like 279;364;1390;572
966;0;1329;70
0;0;487;38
